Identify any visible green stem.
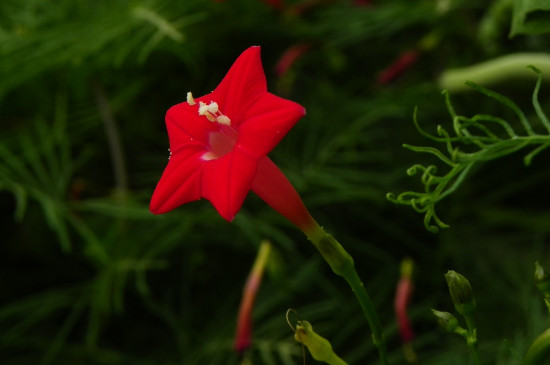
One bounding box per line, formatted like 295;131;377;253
91;79;128;202
305;223;388;365
464;314;480;365
438;53;550;92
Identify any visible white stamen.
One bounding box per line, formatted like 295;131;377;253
197;100;231;125
206;101;219;114
187;92;196;105
216;115;231;125
198;102;216;121
198;101;208;115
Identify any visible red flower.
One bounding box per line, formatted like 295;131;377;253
150;46;315;230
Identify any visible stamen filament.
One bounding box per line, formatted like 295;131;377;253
187;92;196;105
198;100;231;125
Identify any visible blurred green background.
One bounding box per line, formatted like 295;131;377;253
2;0;550;364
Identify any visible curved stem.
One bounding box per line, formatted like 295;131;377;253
91;79;128;202
524;327;550;365
305;223;388;365
438;53;550;92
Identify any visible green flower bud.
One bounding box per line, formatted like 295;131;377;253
535;262;550;295
534;262;550;313
294;320;348;365
432;309;460;332
445;270;476;316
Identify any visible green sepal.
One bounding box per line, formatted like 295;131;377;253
432;309;461;333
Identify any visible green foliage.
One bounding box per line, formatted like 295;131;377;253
0;93;86;251
510;0;550;36
1;1;550;364
388;67;550;232
0;0;209;98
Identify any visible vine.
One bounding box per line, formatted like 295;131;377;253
387;66;550;232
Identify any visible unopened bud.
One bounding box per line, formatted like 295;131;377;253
294;320;348;365
535;262;550;294
234;241;271;355
395;258;415;343
432;309;460;332
445;270;476;316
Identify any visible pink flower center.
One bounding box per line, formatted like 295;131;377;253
187;92;238;161
202;125;239;161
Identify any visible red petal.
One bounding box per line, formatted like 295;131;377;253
166;102;219;147
211;46;267;126
251;157;315;232
201;148;259;221
150;143;205;214
237;92;305;158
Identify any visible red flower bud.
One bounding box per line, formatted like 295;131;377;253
394;258;414;343
377;50;419;85
234;241;271;354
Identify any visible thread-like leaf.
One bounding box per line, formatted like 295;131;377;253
388;70;550;232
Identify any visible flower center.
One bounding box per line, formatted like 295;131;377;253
202;126;238;161
187;92;237;160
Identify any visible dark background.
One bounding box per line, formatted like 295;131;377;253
1;1;549;364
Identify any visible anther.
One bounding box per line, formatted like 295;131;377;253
187;92;196;106
216;115;231;125
206;101;219;114
198;101;216;122
198;100;231;125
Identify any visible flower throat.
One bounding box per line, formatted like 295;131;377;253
187;92;237;160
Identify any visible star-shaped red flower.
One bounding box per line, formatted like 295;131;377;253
150;46;308;223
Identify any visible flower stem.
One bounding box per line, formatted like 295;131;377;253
250;158;387;362
305;223;388;365
438;53;550;92
464;315;480;365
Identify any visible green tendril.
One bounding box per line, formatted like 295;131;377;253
465;81;533;136
388;68;550;232
528;65;550;133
